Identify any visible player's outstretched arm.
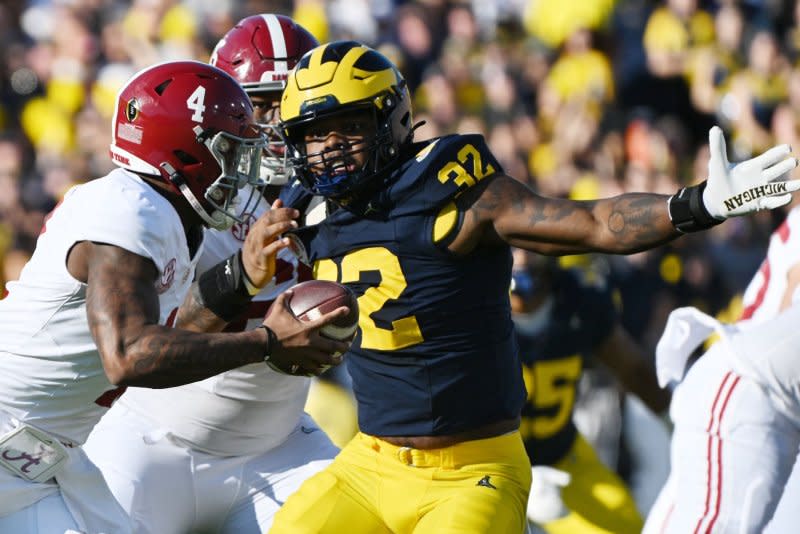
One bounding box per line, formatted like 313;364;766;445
454;127;798;256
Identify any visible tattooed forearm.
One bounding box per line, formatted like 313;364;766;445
128;326;264;388
603;194;678;251
174;287;228;333
459;175;681;254
84;243;264;388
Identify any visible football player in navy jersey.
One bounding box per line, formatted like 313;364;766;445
510;249;668;534
270;40;799;533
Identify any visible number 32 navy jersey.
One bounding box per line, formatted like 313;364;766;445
285;134;527;437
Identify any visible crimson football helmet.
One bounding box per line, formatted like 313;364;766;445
210;14;319;186
109;61;267;231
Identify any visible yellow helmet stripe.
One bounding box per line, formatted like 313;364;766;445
282;42;404;121
295;45;341;88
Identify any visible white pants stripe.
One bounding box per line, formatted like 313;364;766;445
644;344;798;534
694;371;740;534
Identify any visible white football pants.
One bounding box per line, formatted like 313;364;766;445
84;404;338;534
644;343;800;534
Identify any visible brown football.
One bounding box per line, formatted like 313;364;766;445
288;280;359;341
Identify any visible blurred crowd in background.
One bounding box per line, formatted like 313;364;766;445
1;0;799;515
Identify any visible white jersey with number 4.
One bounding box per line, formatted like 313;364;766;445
116;184;311;456
0;168;195;446
83;184;334;534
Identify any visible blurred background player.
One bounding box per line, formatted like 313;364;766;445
0;59;349;534
83;15;339;534
644;199;800;533
510;248;669;534
643;303;800;534
270;40;797;534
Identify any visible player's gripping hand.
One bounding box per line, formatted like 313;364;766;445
260;290;351;377
241;199;299;290
704;126;799;218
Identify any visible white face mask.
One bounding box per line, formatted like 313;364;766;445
512;296;554;337
193;126;268;230
209;192;242;231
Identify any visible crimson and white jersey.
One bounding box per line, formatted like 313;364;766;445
659;307;800;425
117;184;311;456
648;205;800;533
726;205;800;417
646;306;800;533
0;169;196;445
740;205;800;322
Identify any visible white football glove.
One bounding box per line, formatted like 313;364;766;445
704;126;800;219
526;465;571;525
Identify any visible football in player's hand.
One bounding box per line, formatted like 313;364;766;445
288;280;359;341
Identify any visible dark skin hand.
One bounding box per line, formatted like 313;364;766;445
175;199;301;333
67;199;350;388
174;203;352;377
450;174;679;256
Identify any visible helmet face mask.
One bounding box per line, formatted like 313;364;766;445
250;93;291;186
258;121;290;186
109;60;268;231
198;127;267;228
210;14;320;187
284;104;393;202
280;41;414;209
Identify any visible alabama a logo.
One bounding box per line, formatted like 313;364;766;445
156;258;176;294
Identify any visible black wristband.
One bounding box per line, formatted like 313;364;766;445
257;325;277;360
192;251;253;322
259;325;291;374
667;181;724;233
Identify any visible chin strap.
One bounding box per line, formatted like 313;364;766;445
160;162;233;231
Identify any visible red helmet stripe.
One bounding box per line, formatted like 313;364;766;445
262;14;288;74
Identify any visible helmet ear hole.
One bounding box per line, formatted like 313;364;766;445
378;145;392;160
174;150;199;165
154;79;172;95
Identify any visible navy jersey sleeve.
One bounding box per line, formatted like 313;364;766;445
403;134;504;211
279;177;316;211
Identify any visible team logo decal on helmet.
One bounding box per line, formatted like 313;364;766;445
280;41;414;209
125;98;139;122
